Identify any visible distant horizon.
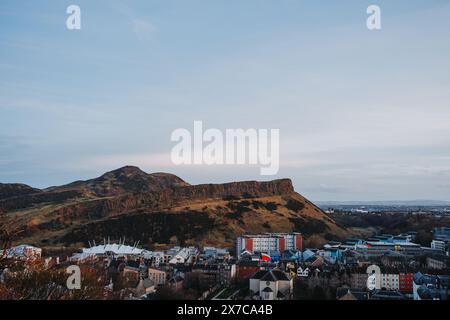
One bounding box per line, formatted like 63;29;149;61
1;164;450;204
315;199;450;205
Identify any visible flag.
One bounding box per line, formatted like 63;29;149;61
261;253;271;262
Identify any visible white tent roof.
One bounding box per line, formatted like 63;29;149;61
82;243;147;256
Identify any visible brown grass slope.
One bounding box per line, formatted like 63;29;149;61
2;167;350;250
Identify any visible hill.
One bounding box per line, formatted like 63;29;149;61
1;167;351;250
45;165;189;196
0;183;41;200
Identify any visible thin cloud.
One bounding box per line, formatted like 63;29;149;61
131;18;156;41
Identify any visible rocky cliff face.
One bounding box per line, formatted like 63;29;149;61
165;179;295;200
0;190;84;213
2;167;348;249
17;179;296;231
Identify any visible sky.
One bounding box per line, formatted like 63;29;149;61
1;0;450;201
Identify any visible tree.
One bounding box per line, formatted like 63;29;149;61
0;212;23;266
0;263;106;300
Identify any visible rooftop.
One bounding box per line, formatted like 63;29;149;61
241;233;301;238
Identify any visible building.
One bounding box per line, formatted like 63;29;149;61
190;263;236;286
399;273;414;293
296;267;310;278
365;265;413;293
148;268;166;286
169;247;198;265
434;227;450;241
413;272;450;300
426;255;450;270
69;252;98;263
122;266;140;286
249;269;293;300
0;244;42;261
185;269;217;288
379;252;408;268
355;241;422;257
236;260;261;282
350;273;368;289
149;252;165;266
237;233;302;258
304;255;324;268
318;248;342;264
370;289;406;300
433;227;450;254
380;273;400;290
217;263;236;285
431;240;447;253
133;278;156;297
203;247;230;259
336;288;369;300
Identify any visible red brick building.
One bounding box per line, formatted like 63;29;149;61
399;273;414;293
236;260;261;282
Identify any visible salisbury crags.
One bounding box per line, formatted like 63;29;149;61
1;166;349;249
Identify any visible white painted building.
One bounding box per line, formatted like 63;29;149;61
250;269;293;300
0;244;42;261
431;240;446;252
169;247;199;264
148;268;166;286
149;251;165;266
366;265;403;291
237;233;302;257
380;273;400;290
297;267;310;278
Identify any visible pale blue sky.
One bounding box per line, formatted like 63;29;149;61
1;0;450;201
